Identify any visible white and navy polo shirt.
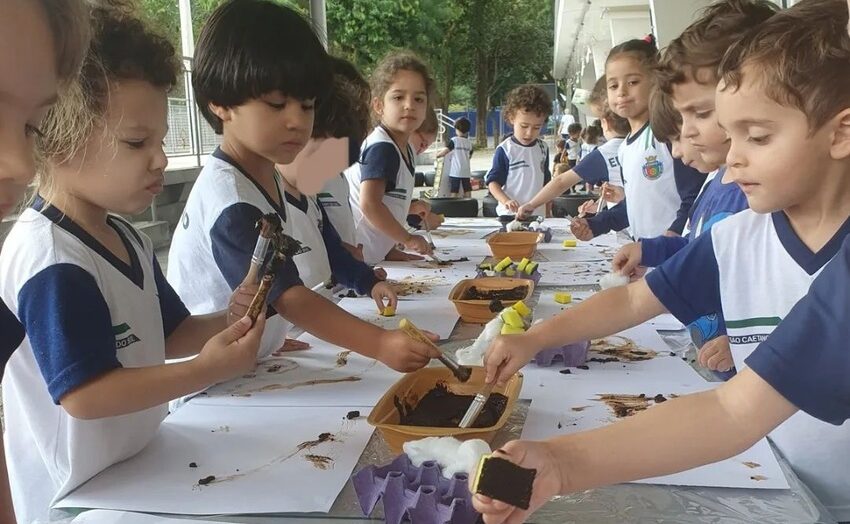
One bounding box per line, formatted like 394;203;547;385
446;135;473;179
485;136;551;217
345;125;417;265
619;123;705;239
317;173;357;247
646;209;850;518
0;201;189;524
573;136;624;189
167;148;303;358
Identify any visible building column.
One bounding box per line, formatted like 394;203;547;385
649;0;714;49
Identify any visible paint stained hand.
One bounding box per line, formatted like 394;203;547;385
228;284;260;326
379;328;441;372
612;242;643;279
197;313;267;384
570;218;593;241
371;281;398;312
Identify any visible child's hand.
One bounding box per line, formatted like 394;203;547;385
374;266;387;280
483;333;540;386
343;242;365;262
377;329;442;372
227;283;259;326
276;338;311;353
471;441;564;524
504;200;520;213
570;218;594;241
409;199;431;218
195;314;266;384
404;233;433;255
516;204;533;219
577;199;597;217
601;183;625;204
424;212;444;230
385;248;424;262
697;336;734;372
612;242;643;278
371;281;399;312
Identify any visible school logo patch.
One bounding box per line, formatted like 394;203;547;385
113;322;141;350
182;213;189;229
642;155;664;180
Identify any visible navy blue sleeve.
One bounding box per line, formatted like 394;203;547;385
485;147;510;187
318;201;378;295
746;238;850;425
645;229;722;326
639;235;690;267
17;264;121;404
669;154;707;234
360;142;400;192
211;203;303;309
152;256;191;337
543;149;552;185
572;149;609;186
587;202;629;236
447;139;456;151
0;302;24;378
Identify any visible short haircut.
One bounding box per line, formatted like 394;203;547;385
589;75;630;136
606;34;659;71
719;0;850;133
555;138;566;149
585;124;603;144
567;123;582;134
370;49;434;105
504;85;552;121
649;87;683;142
657;0;778;94
37;0;91;85
313;55;371;142
193;0;332;134
454;117;471;134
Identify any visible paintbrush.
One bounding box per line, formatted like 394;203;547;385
245;214;282;284
595;183;608;215
245;250;285;323
421;221;447;265
459;382;496;429
399;318;472;382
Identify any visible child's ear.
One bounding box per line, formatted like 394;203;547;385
208;103;232;125
830;107;850;160
371;97;384;117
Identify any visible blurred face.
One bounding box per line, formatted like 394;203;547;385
717;74;841;214
672;70;730;167
62;80;169;215
671;135;718;173
509;109;546;145
374;69;427;137
410;130;436;155
279;136;347;195
0;0;58;218
606;55;652;122
214;90;314;165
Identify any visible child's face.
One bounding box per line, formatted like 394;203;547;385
606;56;652;121
281;136;348;195
509;110;546;145
672;72;730;167
671;135;719;174
0;1;57;218
716;74;839;214
374;69;427;136
214;91;314;165
410;131;436;155
65;80;169;215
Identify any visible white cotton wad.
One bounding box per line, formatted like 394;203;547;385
599;272;630;290
403;437;492;479
506;219;524;232
456;316;504;366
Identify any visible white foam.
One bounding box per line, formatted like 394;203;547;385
403;437;491;479
599;272;629;290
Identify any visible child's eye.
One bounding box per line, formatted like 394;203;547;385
301;102;315;111
267;101;287;110
747;135;770;145
25;124;44;139
124;139;146;149
695;111;712;120
628;80;639;86
415;97;425;103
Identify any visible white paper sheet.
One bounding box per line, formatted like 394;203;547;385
520;379;789;490
335;297;459;339
57;404;375;515
72;510;228;524
381;261;474;298
535;260;612;286
533;290;594;320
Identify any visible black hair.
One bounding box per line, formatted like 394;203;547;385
567;123;582;134
193;0;332;134
455;117;471;134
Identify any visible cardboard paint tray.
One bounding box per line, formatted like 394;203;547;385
367;366;523;454
532;340;590;367
486;232;542;259
449;277;534;324
352;453;479;524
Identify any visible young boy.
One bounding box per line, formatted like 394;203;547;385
551;138;567;174
167;1;438;371
436;117;473;198
478;1;850;520
565;123;582;167
485;85;552;217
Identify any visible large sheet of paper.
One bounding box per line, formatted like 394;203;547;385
57;404;375;515
381;261;474;298
535;260;611;286
72;510;228;524
520;379;789;490
335;297;459;339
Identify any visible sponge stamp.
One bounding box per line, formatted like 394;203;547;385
472;454;536;510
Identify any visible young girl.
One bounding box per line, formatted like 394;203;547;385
0;7;264;522
345;50;433;265
604;35;704;240
0;1;90;521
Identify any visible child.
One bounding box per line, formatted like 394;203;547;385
581;124;603;157
345;50;434;264
0;1;90;521
478;1;850;520
436;117;473;198
0;6;267;522
604;35;705;240
565;123;582;167
551;138;567;174
167;2;438;368
485;85;552;217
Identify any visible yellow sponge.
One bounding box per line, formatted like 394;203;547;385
500;324;525;335
504;267;516;277
554;292;572;304
512;300;532;318
517;258;531;272
562;239;577;248
380;306;396;316
500;309;525;328
494;257;513;272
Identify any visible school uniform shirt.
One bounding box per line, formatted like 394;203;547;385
346;125;417;265
573;137;625;207
168;148;303;358
0;302;24;378
446;136;473;179
580;142;598;159
0;202;190;524
317;173;356;247
565;138;581;161
485;136;551;217
619;123;705;239
646;209;850;519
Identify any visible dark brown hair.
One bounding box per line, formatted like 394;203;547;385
606;34;659;71
649;87;683;142
503;85;552;120
719;0;850;133
313;55;371;143
589;75;630;136
455;117;471;134
370;50;434;105
657;0;777;94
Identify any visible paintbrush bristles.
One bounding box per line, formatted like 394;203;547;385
256;214;282;239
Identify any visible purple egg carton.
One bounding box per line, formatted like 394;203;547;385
475;268;541;285
532;340;590;367
352;453;479;524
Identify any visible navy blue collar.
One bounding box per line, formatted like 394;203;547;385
378;124;416;176
212;147;287;220
33;196;145;289
772;211;850;275
625;122;650;146
284;190;309;214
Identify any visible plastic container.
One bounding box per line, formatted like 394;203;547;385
486;232;542;259
449;277;534;324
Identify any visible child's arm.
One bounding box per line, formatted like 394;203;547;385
668;157;707;235
435;147;451;159
487;182;519;213
485;147;519;212
583;201;629;236
517;171;581;217
318;202;379;295
613;236;690;276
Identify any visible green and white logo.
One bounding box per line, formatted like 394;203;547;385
113;323;141;350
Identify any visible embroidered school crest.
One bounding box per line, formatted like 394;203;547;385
642;155;663;180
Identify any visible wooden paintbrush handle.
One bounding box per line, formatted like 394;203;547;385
246;274;274;322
